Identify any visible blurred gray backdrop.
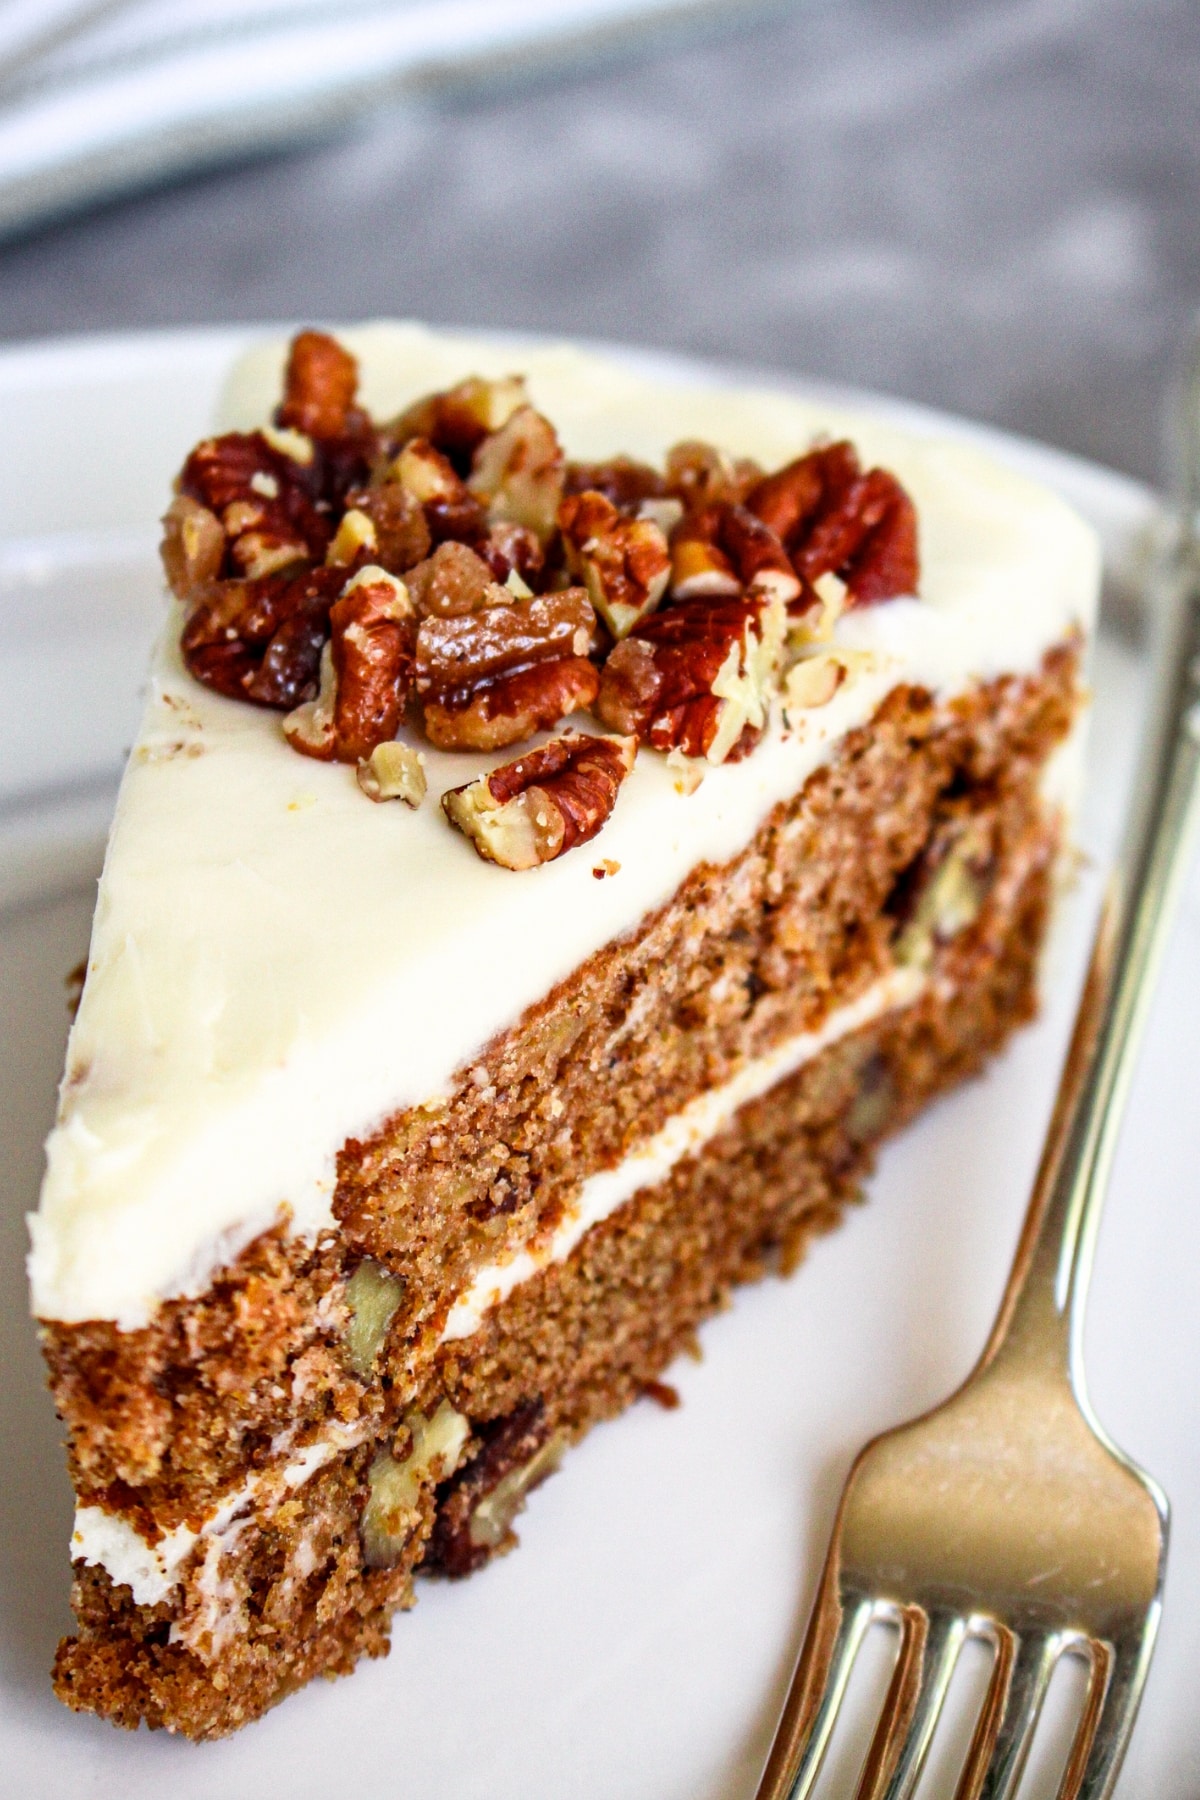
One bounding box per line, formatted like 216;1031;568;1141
0;0;1197;484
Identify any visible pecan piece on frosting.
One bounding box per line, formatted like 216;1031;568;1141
746;440;919;605
405;540;502;618
558;489;671;638
669;504;801;607
390;437;487;543
468;406;565;542
597;593;786;765
180;563;343;707
276;329;360;441
284;567;414;762
415;585;597;751
664;439;764;511
386;374;528;466
442;731;636;870
174;430;331;584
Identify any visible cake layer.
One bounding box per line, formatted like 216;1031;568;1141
41;654;1079;1521
52;866;1049;1739
30;325;1100;1329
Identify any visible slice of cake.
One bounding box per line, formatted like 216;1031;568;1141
29;324;1098;1739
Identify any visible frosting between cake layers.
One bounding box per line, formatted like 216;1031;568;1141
440;963;927;1342
70;965;926;1603
29;324;1101;1328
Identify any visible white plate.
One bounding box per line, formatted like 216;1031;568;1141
1;330;1197;1799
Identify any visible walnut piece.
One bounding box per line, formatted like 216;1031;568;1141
344;1259;405;1376
424;1401;564;1577
559;489;671;638
362;1400;470;1569
442;732;636;870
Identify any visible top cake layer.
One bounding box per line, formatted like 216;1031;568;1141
29;323;1100;1328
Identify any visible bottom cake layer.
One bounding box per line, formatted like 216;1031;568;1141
53;852;1049;1739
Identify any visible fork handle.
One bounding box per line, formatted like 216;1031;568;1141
982;391;1200;1381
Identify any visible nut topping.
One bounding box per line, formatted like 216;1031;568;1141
559;489;671;638
597;594;786;764
469;405;565;541
424;1401;565;1576
357;740;427;807
276;329;360;440
166;329;924;859
284;567;414;762
442;732;636;869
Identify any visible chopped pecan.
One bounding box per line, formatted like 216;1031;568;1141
284;567;414;762
442;731;635;870
469;406;565;541
391;437;487;542
746;441;919;604
177;431;330;582
664;439;763;510
405;540;504;617
160;494;225;598
559;489;671;638
423;658;599;752
386;374;528;467
424;1401;565;1576
597;593;786;763
415;585;594;711
276;329;360;440
668;503;800;606
564;455;666;509
476;520;545;588
340;482;431;574
180;563;343;707
357;740;427;806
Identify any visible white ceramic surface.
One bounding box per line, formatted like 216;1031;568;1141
0;329;1197;1797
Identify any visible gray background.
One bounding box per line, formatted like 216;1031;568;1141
0;0;1197;485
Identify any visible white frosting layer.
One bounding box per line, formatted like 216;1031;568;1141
441;965;926;1343
30;324;1101;1326
70;1421;366;1607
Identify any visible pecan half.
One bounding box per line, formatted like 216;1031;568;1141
276;329;360;440
284;567;414;761
442;731;635;870
423;1401;564;1576
423;658;599;752
597;593;786;764
416;586;592;700
559;489;671;638
668;503;800;606
180;563;344;707
469;406;565;541
747;441;918;604
177;430;330;582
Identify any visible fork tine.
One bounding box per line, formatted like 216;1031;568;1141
855;1606;967;1800
954;1627;1059;1800
754;1577;873;1800
1061;1626;1158;1799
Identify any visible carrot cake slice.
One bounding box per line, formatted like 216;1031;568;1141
29;323;1098;1738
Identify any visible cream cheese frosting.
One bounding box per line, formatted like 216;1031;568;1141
29;323;1101;1327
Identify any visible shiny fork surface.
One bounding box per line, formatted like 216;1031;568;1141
755;351;1200;1799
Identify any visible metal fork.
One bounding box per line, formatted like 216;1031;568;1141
755;350;1200;1799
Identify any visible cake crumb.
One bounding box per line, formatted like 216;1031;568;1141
591;859;621;880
